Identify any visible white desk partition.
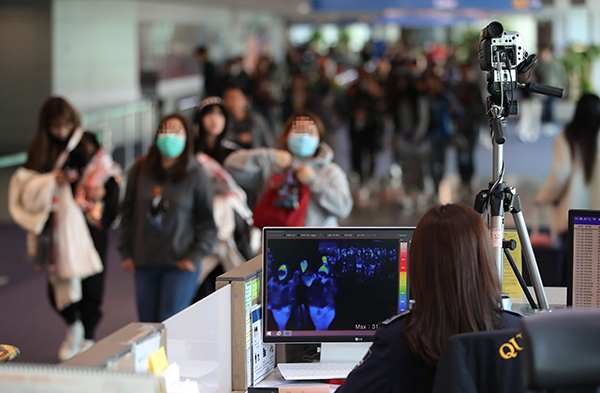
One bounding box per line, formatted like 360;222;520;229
163;285;232;393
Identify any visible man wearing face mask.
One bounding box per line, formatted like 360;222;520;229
225;112;353;227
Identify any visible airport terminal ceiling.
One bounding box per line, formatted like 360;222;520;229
134;0;311;17
130;0;544;23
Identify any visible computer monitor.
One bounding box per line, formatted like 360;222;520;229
262;227;413;362
568;209;600;307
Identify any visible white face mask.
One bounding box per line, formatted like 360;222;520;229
287;134;319;157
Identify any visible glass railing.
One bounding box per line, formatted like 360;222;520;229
81;100;156;170
0;100;156;171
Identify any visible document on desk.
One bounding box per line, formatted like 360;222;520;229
251;368;340;393
502;230;523;298
249;386;331;393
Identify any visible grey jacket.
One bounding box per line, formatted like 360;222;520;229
224;143;353;226
118;158;217;268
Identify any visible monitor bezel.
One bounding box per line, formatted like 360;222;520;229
567;209;600;306
261;226;414;344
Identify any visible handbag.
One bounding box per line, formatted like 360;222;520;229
252;170;310;229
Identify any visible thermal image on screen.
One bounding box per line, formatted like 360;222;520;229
265;237;405;338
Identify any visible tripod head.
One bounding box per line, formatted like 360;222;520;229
479;21;565;145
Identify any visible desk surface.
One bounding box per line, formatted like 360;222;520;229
249;367;341;393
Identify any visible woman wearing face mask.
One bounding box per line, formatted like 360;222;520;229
118;114;217;323
225;112;353;227
9;97;120;361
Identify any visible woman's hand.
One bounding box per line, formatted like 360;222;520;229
274;150;292;169
121;258;135;274
296;164;315;184
88;185;106;201
56;170;79;185
176;259;197;272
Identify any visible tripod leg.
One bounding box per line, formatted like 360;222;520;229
512;209;550;310
504;248;538;309
491;216;505;281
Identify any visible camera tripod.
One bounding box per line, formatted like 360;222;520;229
474;21;566;311
474;112;549;310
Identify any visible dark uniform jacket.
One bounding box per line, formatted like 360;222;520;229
336;310;521;393
431;327;541;393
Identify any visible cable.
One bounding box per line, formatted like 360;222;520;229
490;161;505;193
507;57;514;112
496;51;504;111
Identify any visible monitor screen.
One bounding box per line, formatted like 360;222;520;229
568;210;600;307
262;227;414;343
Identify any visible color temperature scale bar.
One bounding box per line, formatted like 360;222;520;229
399;242;408;313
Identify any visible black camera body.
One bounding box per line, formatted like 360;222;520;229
479;22;526;72
477;22;564;144
479;21;531;97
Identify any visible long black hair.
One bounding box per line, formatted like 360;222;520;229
193;97;228;154
144;113;193;182
564;93;600;183
25;97;81;172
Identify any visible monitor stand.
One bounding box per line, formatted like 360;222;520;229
320;342;371;364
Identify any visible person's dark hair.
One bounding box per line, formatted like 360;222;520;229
196;46;207;56
222;83;245;96
277;111;325;151
194;99;228;154
144;113;193;182
25;97;81;172
564;93;600;183
404;204;503;367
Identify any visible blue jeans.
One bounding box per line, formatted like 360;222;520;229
134;267;200;322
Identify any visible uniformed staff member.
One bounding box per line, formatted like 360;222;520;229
336;204;521;393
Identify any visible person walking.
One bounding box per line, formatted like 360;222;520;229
9;97;120;361
536;93;600;247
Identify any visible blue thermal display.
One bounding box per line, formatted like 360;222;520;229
266;238;401;334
